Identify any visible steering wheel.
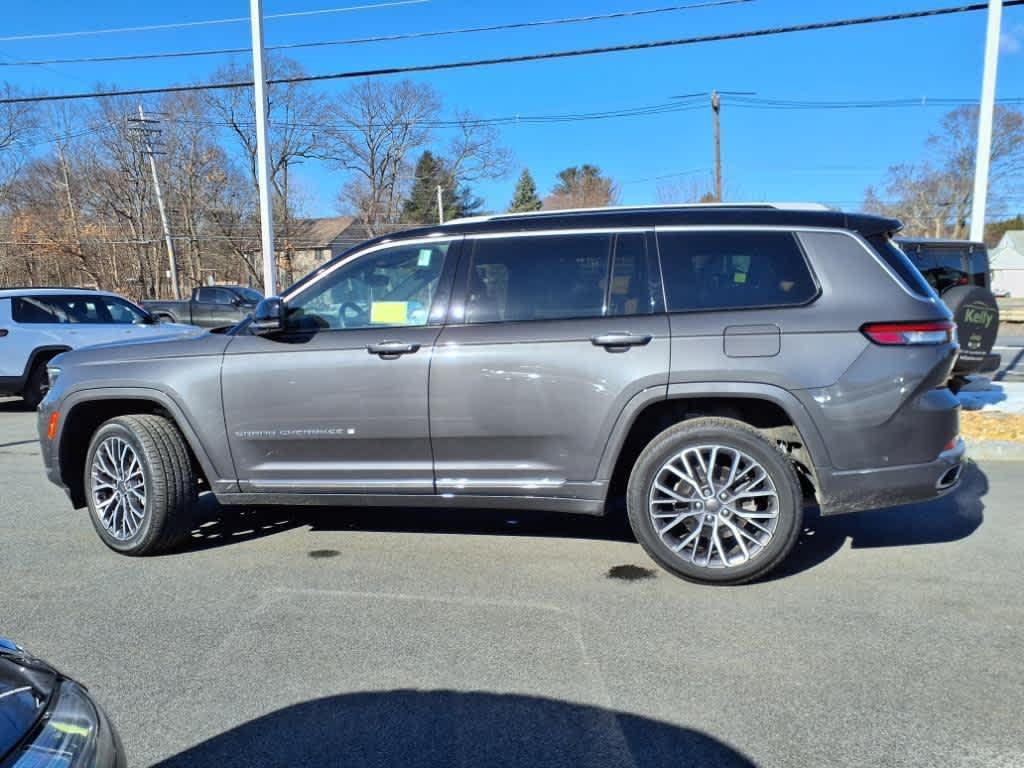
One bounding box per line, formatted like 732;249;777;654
337;301;368;328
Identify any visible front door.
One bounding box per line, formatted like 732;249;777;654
429;230;669;500
221;237;458;494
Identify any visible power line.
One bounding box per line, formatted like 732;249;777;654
727;95;1024;110
0;0;428;44
4;1;1024;107
0;1;754;68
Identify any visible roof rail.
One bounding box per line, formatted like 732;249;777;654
445;202;832;226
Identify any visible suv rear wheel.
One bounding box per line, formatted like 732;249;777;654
627;417;803;585
84;415;197;555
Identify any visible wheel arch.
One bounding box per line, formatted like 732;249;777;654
598;383;831;505
57;390;220;508
24;345;72;379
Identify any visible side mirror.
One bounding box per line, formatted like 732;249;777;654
252;297;285;334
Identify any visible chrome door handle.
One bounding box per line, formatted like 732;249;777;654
367;341;421;359
591;333;652;350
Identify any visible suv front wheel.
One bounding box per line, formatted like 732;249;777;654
84;415;197;555
627;417;803;585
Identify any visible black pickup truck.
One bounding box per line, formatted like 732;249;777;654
142;285;263;328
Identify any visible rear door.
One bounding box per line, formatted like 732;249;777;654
656;228;846;391
429;229;669;501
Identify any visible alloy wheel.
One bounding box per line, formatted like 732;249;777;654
648;444;780;569
90;437;147;541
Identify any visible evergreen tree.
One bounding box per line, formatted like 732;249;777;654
403;151;446;225
403;150;483;224
508;169;542;212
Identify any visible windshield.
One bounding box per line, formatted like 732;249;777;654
235;288;263;304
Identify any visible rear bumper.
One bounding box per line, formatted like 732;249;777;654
979;353;1001;374
817;438;966;516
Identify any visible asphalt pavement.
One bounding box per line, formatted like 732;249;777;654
1;400;1022;768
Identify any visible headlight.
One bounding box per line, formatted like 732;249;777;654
9;681;122;768
45;366;61;389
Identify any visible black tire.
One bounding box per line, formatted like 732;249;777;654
626;417;803;585
21;362;48;410
84;414;197;556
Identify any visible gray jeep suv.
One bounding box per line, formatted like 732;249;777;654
38;204;964;584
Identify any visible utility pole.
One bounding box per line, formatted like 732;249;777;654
969;0;1003;243
436;184;445;224
250;0;277;296
711;90;723;202
129;106;179;300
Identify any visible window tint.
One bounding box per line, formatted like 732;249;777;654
197;287;235;304
286;241;450;331
867;236;935;298
236;287;263;304
465;234;612;323
608;234;652;316
102;296;149;324
657;231;817;312
967;247;990;288
906;246;969;293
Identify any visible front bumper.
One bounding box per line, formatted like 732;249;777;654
816;438;966;516
36;399;66;494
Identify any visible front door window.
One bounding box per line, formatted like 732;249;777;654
286;242;451;331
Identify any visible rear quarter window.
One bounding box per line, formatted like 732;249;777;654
866;236;936;299
656;230;817;312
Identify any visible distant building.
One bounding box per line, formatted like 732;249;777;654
254;216;375;282
283;216;376;276
991;231;1024;297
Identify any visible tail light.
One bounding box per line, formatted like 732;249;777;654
861;321;956;346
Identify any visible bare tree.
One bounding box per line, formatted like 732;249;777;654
864;106;1024;238
206;58;326;282
445;111;513;189
322;78;439;236
656;174;718;204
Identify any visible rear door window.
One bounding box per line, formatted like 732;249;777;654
464;234;612;323
607;233;656;316
656;230;817;312
12;295;114;324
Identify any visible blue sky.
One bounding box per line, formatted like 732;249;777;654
2;0;1023;216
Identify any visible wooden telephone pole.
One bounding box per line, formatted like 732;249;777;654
711;90;722;202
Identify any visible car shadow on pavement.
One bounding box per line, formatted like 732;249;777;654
152;689;755;768
182;495;635;553
181;465;986;581
769;461;988;580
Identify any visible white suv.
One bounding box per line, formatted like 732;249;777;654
0;288;201;407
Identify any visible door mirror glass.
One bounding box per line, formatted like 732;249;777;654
252;297;285;334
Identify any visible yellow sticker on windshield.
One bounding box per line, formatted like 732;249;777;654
733;272;748;284
370;302;409;324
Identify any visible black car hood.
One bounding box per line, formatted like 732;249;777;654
0;653;58;763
